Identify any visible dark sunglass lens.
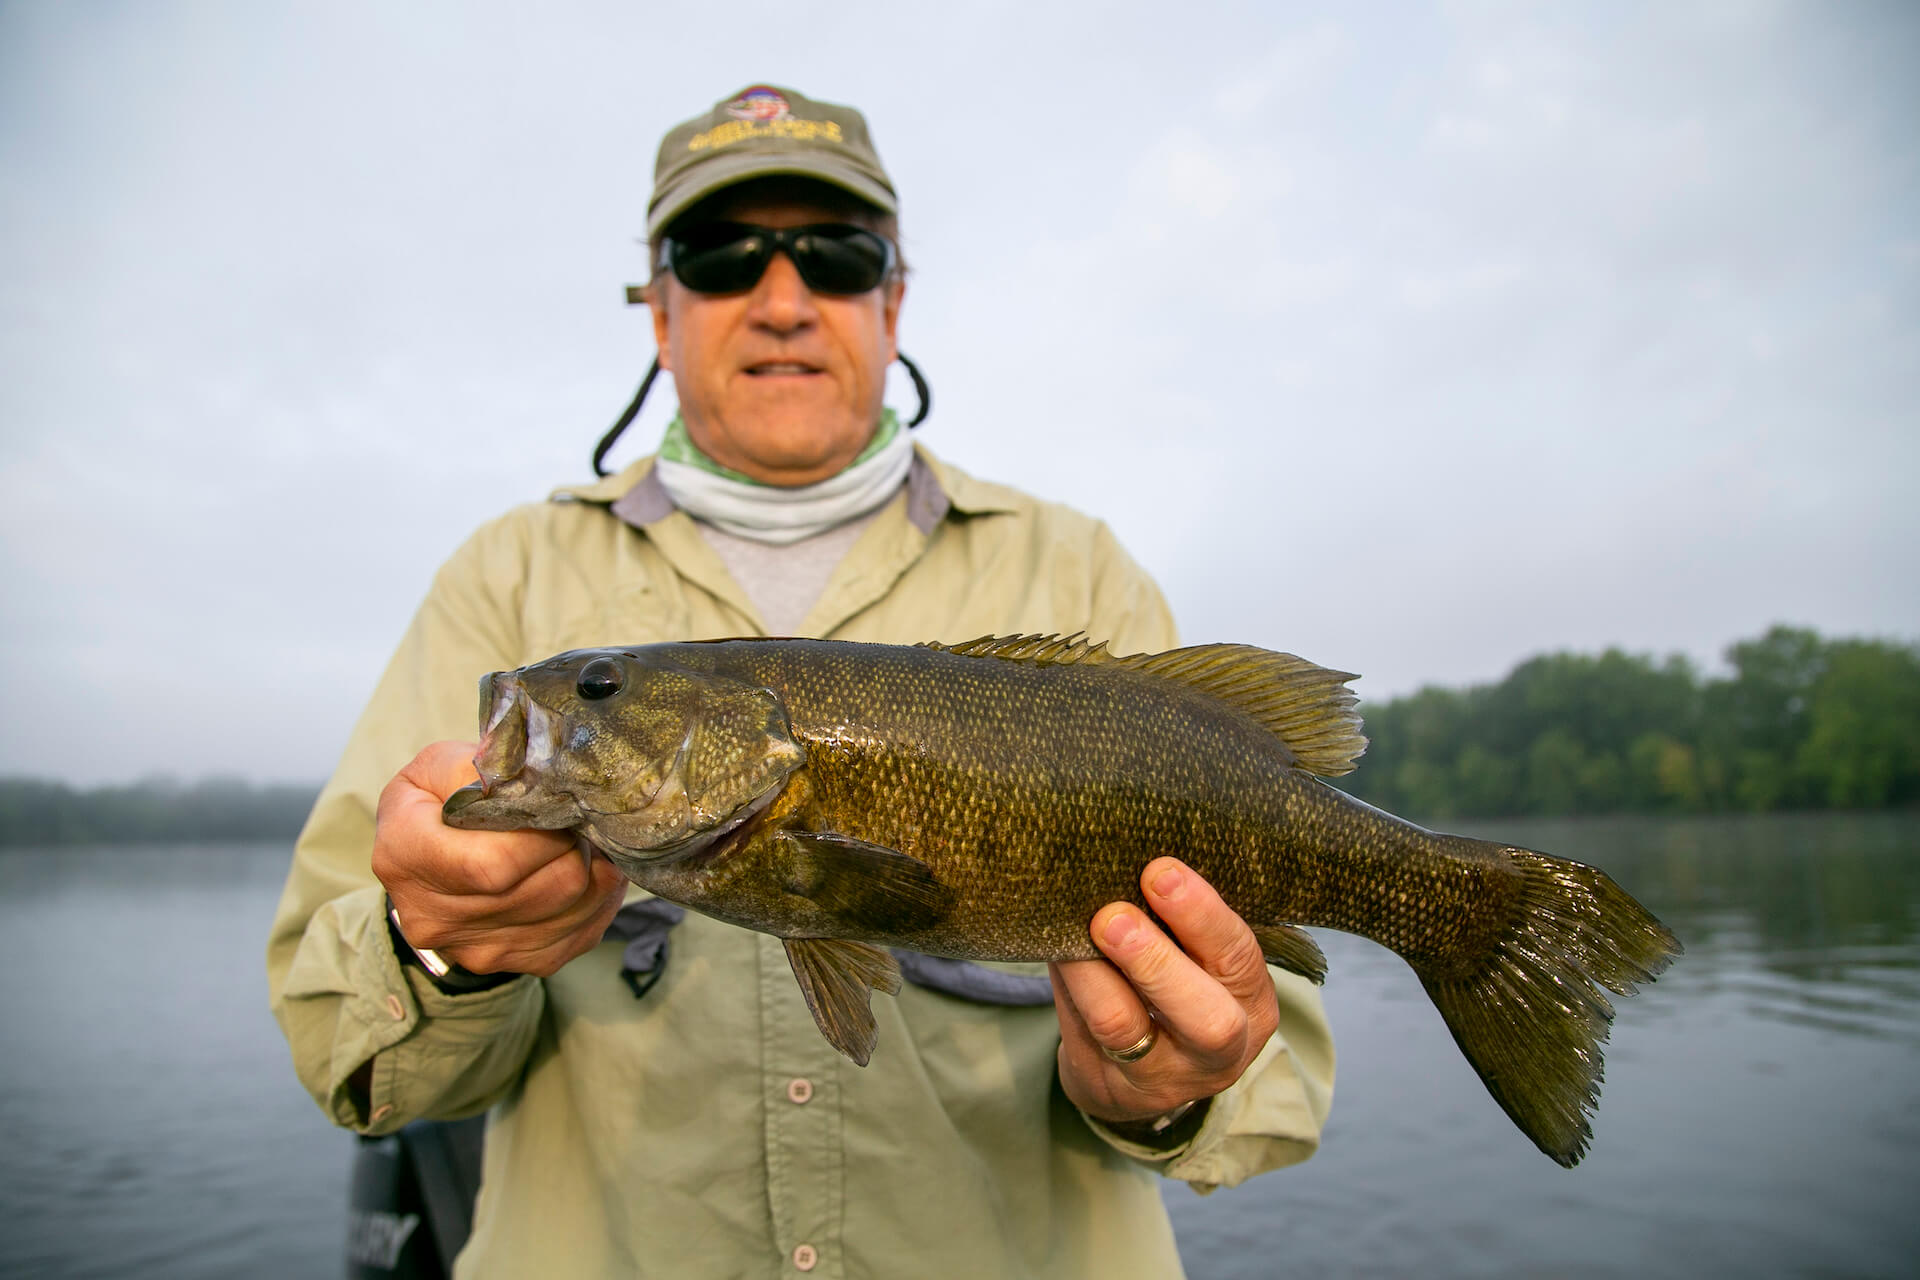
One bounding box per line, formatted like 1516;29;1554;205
791;229;891;294
669;225;769;293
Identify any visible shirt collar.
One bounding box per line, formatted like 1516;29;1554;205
551;444;1019;536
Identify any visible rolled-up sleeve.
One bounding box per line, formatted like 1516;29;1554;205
267;514;547;1133
278;886;544;1132
1081;971;1336;1191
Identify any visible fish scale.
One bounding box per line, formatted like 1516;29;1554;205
444;634;1680;1166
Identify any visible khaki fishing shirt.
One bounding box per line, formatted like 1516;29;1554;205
268;446;1335;1280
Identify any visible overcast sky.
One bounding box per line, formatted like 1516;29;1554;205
2;1;1915;785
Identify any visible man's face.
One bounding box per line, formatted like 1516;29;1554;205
650;181;905;487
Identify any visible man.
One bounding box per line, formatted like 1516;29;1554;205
270;84;1333;1278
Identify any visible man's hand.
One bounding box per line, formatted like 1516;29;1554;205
1051;857;1280;1129
372;741;628;978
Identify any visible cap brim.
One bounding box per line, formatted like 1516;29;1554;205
647;151;896;241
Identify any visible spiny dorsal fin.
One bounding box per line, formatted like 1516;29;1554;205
921;633;1116;665
925;633;1367;777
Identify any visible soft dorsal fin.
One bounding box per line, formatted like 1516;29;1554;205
923;633;1367;777
1113;644;1366;776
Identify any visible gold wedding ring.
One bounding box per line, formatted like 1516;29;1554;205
1102;1023;1159;1064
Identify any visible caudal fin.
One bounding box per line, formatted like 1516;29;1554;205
1413;842;1681;1167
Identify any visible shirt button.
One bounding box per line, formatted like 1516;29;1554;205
385;995;406;1021
369;1104;393;1124
792;1243;818;1271
786;1077;814;1105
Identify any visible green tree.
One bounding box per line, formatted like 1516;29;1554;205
1702;625;1825;808
1453;744;1520;816
1525;728;1588;815
1627;732;1703;811
1340;624;1917;820
1796;639;1920;807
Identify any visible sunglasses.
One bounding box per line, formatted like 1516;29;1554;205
659;222;897;296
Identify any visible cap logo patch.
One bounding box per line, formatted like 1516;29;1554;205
726;87;791;123
688;112;844;154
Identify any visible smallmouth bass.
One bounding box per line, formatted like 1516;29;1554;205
443;634;1680;1166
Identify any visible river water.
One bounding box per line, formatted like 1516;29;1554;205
0;812;1915;1278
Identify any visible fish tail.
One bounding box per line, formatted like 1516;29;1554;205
1409;839;1681;1167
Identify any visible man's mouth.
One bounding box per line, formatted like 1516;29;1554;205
744;361;821;377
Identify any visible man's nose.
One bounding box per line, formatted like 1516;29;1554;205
747;250;818;333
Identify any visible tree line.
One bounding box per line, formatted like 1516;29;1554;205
0;776;320;847
1337;625;1920;820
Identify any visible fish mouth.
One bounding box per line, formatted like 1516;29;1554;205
443;671;581;833
470;674;561;794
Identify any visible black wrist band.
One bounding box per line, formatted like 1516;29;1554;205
385;895;520;995
1101;1097;1210;1149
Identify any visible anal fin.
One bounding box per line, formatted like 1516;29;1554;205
783;937;902;1067
1252;923;1328;984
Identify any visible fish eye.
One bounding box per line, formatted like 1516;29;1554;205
576;657;624;701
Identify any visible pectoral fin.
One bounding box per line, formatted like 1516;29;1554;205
783;937;903;1067
776;831;953;934
1252;923;1328;984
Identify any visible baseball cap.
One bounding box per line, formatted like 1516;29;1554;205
646;84;897;241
